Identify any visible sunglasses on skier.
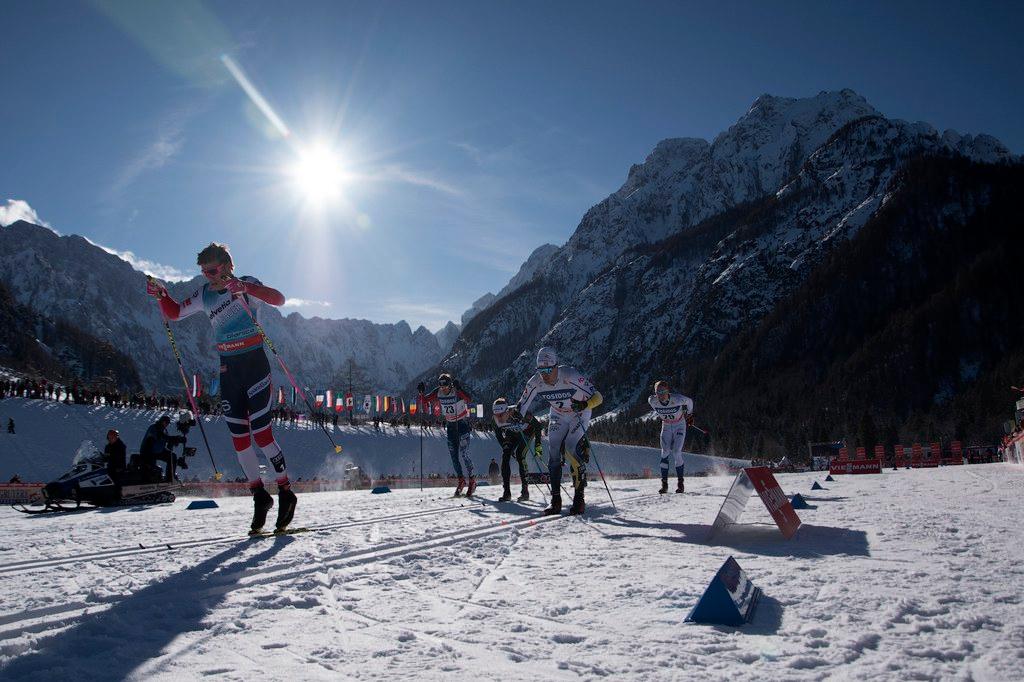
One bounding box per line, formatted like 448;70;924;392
538;366;555;375
201;265;223;277
657;388;670;396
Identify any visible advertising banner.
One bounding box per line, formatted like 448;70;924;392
829;459;882;475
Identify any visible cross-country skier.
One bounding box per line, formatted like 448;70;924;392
515;347;602;515
648;380;694;494
418;373;476;496
491;397;543;502
146;242;296;533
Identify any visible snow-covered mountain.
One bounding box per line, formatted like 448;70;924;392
426;89;1016;406
433;320;461;354
0;221;444;393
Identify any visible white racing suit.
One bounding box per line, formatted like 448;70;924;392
517;366;597;493
648;393;694;482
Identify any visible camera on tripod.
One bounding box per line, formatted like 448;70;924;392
174;414;198;470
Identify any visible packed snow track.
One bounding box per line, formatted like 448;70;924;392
1;466;1022;680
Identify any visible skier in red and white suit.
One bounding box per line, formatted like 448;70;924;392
146;242;295;534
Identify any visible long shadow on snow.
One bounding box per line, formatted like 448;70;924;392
0;537;292;681
591;518;870;558
467;499;546;519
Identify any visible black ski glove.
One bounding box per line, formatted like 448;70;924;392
571;399;588;412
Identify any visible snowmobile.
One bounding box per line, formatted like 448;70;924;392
14;416;197;514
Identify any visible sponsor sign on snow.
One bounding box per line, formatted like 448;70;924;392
709;467;800;540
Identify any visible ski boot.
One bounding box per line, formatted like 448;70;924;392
249;484;274;535
659;477;669;494
466;477;477;497
498;486;513;502
275;485;297;532
517;485;530;502
675;478;685;494
542;491;562;516
569;486;586;515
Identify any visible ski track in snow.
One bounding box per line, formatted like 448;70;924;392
0;466;1022;680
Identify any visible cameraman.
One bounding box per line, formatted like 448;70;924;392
139;415;185;483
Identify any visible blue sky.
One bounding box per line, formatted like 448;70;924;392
2;0;1022;331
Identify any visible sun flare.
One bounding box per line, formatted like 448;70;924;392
288;145;346;205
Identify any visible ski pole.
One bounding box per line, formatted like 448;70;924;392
227;279;343;454
590;451;617;511
147;277;223;481
517;434;548;502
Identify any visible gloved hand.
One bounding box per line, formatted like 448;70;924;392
685;413;694;426
571;399;588;412
223;277;249;295
146;278;168;298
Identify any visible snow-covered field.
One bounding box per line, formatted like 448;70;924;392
0;463;1021;680
0;398;747;483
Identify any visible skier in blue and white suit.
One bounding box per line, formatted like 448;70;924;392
648;380;694;494
515;347;602;516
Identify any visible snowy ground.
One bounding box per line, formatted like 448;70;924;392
0;464;1021;680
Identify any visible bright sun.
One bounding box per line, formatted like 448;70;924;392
288;145;345;204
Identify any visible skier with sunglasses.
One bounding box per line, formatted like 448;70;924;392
418;373;476;497
491;397;542;502
514;347;602;515
146;242;296;534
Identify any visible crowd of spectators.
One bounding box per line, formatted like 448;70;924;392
0;378;221;414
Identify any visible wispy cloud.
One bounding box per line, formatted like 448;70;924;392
283;298;332;308
0;199;52;229
382;301;460;332
107;109;192;202
362;165;464;197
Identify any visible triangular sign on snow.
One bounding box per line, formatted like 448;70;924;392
709;467;801;540
811;481;824;490
685;556;762;626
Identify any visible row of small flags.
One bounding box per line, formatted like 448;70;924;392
278;389;486;418
188;374;484;418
